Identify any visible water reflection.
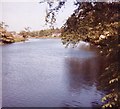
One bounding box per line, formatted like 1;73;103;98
64;56;104;107
65;57;98;90
2;39;105;107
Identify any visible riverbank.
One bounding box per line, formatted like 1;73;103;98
0;37;26;45
33;35;60;39
0;36;60;45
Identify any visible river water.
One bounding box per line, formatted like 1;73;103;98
2;39;105;107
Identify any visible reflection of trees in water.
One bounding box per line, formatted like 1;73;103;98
64;45;119;108
64;57;104;92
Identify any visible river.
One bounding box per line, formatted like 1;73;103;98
2;39;105;108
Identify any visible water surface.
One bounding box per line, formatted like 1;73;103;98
2;39;104;107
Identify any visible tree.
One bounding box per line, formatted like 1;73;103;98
62;2;119;108
24;27;31;32
0;22;15;44
39;0;67;27
0;21;9;29
19;31;28;38
39;0;120;108
61;2;119;47
19;27;31;38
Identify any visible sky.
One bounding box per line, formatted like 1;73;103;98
0;0;76;32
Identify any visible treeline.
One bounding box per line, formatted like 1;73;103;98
0;22;61;45
18;28;61;39
28;28;61;38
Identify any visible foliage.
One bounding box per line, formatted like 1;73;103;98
0;22;15;44
0;22;26;44
39;0;67;27
19;31;28;38
61;2;119;108
0;21;9;29
29;28;61;37
40;1;120;108
61;2;119;46
19;27;31;38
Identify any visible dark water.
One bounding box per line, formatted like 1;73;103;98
2;39;105;107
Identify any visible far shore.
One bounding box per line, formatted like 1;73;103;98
34;36;60;39
0;36;60;45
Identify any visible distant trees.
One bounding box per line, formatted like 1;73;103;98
19;31;28;38
0;22;15;44
29;28;61;38
19;27;31;38
0;22;27;44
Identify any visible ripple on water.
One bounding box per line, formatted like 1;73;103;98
2;39;104;107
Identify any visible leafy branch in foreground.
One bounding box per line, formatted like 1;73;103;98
61;2;120;108
39;0;67;27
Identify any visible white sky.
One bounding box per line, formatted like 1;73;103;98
0;0;76;32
